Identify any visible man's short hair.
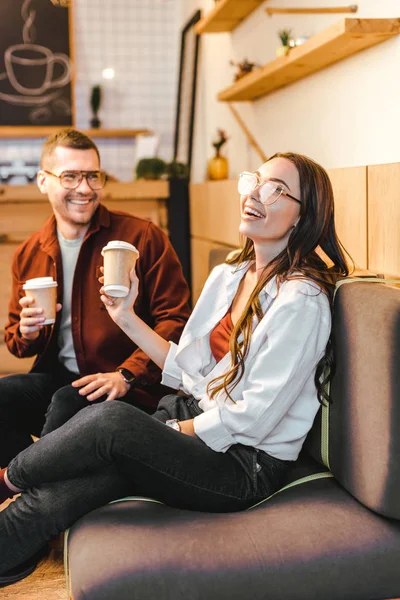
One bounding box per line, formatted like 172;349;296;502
40;128;100;169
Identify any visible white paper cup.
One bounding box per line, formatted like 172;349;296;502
101;241;139;297
23;277;58;324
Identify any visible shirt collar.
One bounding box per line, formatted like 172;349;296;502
227;260;279;300
39;203;111;252
264;276;278;299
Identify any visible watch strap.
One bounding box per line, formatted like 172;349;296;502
117;368;136;385
165;419;181;432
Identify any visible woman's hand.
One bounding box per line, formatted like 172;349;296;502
99;265;170;370
179;419;197;437
99;267;139;326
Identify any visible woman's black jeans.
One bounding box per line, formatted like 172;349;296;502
0;397;290;574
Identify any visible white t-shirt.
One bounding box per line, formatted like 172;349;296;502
57;230;84;374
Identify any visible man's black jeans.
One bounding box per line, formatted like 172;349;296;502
0;367;154;467
0;368;76;467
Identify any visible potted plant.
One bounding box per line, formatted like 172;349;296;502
207;129;229;181
135;157;167;180
276;29;292;57
165;161;189;179
90;85;102;128
230;58;257;82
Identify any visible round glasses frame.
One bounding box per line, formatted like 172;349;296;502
43;170;107;191
238;171;301;205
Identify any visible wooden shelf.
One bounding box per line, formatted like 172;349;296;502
195;0;266;34
104;180;169;200
0;180;169;202
218;18;400;102
265;6;358;15
0;127;152;139
84;129;151;139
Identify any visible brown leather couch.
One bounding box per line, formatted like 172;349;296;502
65;278;400;600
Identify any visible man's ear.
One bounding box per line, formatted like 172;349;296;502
37;170;48;195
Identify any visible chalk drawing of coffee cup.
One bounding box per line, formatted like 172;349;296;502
5;43;70;96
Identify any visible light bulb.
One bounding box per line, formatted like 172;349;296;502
102;68;115;80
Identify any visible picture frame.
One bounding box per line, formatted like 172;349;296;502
173;10;201;180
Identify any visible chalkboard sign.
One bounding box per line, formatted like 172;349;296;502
0;0;73;127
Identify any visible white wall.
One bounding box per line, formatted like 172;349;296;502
181;0;400;181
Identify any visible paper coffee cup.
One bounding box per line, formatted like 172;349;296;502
101;241;139;297
22;277;58;325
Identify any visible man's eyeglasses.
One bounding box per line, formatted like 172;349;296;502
238;172;301;205
43;170;107;191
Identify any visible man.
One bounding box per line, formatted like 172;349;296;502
1;128;191;467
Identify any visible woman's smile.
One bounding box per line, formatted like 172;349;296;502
242;204;266;220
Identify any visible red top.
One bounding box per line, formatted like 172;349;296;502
209;308;234;363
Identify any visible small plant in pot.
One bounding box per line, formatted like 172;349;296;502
230;58;257;82
90;85;102;128
135;158;167;180
165;161;189;179
276;29;292;57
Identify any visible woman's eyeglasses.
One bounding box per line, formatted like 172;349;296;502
238;172;301;205
43;170;107;191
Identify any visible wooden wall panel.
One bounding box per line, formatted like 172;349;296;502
191;238;235;304
0;344;35;375
0;202;52;243
0;244;18;329
190;168;369;278
327;166;368;269
190;180;241;246
0;243;35;374
102;199;167;228
368;163;400;277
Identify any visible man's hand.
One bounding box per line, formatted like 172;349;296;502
19;296;62;341
71;371;131;401
178;419;197;438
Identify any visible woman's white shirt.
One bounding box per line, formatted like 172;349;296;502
161;262;331;461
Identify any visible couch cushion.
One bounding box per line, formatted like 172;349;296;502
66;462;400;600
306;281;400;519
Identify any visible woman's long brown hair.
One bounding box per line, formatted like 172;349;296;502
207;152;351;405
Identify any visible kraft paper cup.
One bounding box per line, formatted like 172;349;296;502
23;277;58;325
101;241;139;298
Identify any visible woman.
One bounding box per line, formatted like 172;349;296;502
0;153;349;586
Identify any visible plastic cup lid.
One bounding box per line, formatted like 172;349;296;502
101;240;139;256
103;284;129;297
23;277;57;289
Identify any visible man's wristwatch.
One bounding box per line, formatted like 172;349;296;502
165;419;181;432
116;368;136;386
